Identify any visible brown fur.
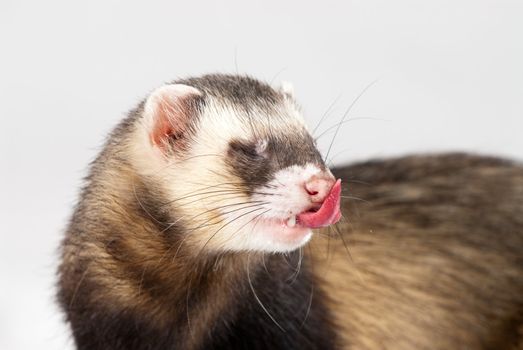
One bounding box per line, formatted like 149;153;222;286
59;148;523;349
57;99;337;349
312;154;523;349
57;75;523;349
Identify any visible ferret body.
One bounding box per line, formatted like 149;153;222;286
58;74;523;349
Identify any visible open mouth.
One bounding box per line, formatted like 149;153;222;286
286;179;342;229
250;178;342;249
247;178;342;250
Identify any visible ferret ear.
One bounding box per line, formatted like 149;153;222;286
143;84;202;151
279;81;295;98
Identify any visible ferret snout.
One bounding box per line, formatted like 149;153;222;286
304;174;336;204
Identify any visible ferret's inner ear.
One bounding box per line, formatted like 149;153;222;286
143;84;202;152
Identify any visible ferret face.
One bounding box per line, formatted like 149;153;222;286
131;75;341;253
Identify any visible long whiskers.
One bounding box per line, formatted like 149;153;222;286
161;200;269;234
286;247;303;284
217;208;272;250
159;188;277;209
323;80;378;162
300;245;315;328
340;195;370;203
185;179;278;190
311;94;342;135
152;202;268;267
246;253;286;332
199;206;268;254
301;286;314;329
315;116;387;142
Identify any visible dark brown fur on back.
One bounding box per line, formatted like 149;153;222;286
311;153;523;349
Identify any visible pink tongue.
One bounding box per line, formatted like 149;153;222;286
297;179;342;228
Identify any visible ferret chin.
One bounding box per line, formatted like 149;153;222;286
58;74;523;350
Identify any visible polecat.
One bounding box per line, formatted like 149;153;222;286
57;74;523;349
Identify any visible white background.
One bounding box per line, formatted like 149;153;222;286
1;1;522;348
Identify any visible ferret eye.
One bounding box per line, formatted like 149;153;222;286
243;146;259;158
229;139;267;160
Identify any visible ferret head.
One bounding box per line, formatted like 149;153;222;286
130;74;341;253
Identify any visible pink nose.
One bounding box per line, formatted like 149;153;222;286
304;175;336;203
